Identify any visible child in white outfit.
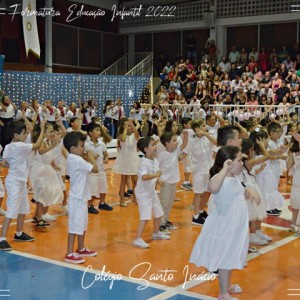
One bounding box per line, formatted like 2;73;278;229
63;131;98;264
287;134;300;232
0;120;45;251
85;122;112;213
133;137;169;248
190;146;249;300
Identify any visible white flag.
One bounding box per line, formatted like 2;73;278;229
22;0;40;58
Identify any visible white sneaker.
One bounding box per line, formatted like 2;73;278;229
133;238;149;248
0;208;6;216
249;233;268;245
255;230;272;242
62;205;68;214
152;231;170;240
42;213;56;222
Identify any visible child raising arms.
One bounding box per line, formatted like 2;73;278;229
113;118;140;207
287;133;300;233
0;120;45;251
133;137;169;248
190;146;249;300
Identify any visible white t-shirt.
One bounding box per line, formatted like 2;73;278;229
66;153;93;202
135;157;160;198
0;104;15;118
130;108;145;121
156;150;180;184
84;138;107;173
45;107;57;122
3;142;33;181
183;135;213;174
268;139;282;176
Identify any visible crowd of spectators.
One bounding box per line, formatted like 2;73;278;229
154;43;300;116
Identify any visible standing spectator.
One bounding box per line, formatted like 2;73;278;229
228;46;240;64
0;95;18;150
185;33;197;64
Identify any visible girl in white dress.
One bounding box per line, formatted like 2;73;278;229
190;146;249;300
30;123;64;227
249;130;285;215
241;139;272;246
112;118;140;207
287;134;300;232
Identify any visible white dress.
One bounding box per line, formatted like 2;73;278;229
290;153;300;209
240;168;266;221
30;147;64;206
254;156;284;210
112;134;140;175
190;176;249;271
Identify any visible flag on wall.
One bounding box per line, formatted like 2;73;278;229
22;0;40;58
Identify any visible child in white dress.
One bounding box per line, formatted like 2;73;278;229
249;129;285;217
133;137;169;248
287;134;300;232
113;118;140;207
241;139;272;246
190;146;249;300
30;123;64;227
85;122;112;213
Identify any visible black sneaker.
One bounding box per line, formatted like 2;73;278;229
88;205;99;214
274;208;282;213
200;210;208;219
266;210;280;216
192;215;205;226
124;192;131;197
14;232;35;242
0;240;12;251
98;203;113;211
127;189;133;195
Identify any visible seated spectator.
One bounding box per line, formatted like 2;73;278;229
228;63;241;80
275;80;290;103
218;56;231;73
248;56;258;72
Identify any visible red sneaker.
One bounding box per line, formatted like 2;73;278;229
65;253;85;264
76;247;98;257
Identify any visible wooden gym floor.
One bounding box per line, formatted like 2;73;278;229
0;160;299;300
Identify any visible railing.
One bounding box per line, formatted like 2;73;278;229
145;104;300;123
126;52;153;76
100;52;153;76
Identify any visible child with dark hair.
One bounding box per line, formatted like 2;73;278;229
85;122;112;214
112;118;140;207
241;139;272;246
287;133;300;233
217;125;242;148
157;132;183;232
180;117;193;190
182;119;217;225
0;120;45;251
190;146;249;300
132;137;169;248
63;131;98;264
249;129;285;216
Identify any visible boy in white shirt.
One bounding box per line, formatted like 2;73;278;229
157;132;183;232
85;122;112;214
267;122;287;216
63;131;98;264
182;120;217;226
133;137;169;248
0;120;45;251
